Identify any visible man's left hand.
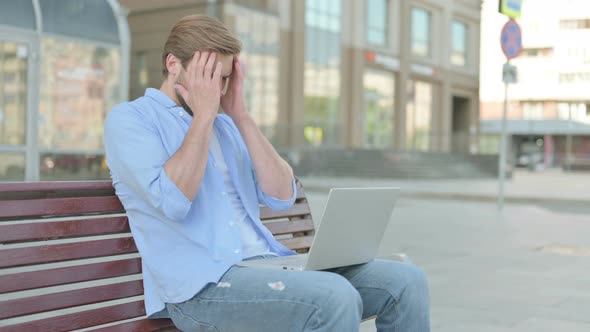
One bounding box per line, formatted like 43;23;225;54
220;56;248;122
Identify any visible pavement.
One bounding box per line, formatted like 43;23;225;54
299;169;590;206
301;172;590;331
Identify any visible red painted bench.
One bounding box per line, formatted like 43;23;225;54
0;180;406;331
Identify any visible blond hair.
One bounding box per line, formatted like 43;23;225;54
162;15;242;77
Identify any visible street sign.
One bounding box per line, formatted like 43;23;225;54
499;0;523;19
501;19;522;60
502;63;517;84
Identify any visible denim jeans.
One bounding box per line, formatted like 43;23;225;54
165;256;430;332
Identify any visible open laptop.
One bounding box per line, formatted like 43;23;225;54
237;187;400;271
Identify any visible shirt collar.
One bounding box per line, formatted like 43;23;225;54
145;88;178;109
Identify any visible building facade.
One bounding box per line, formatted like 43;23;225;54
122;0;481;152
480;0;590;169
0;0;129;181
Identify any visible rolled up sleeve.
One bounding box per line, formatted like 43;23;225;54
104;106;192;222
254;173;297;211
220;114;297;211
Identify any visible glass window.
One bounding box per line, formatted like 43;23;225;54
38;37;120;151
479;135;500;155
305;0;342;146
366;0;388;46
523;47;553;58
0;41;27;146
40;153;109;180
451;20;467;66
40;0;119;44
558;102;588;121
133;51;149;99
411;7;431;57
0;153;25;181
522;102;544;120
0;0;36;30
560;19;590;30
559;72;590;84
406;80;432;151
363;69;395;148
234;8;280;144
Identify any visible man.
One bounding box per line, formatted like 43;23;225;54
104;15;429;332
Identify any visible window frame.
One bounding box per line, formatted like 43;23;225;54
410;6;432;59
450;19;468;67
365;0;389;47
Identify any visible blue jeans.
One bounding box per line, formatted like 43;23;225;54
165;257;430;332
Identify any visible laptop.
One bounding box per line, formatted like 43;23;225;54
237;187;400;271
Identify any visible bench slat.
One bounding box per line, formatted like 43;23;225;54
296;188;306;200
0;196;125;220
0;216;130;243
264;219;315;236
0;178;316;331
260;203;311;220
94;318;179;332
0;181;115;193
0;258;141;294
0;237;138;268
0;280;144;320
0;300;147;332
279;235;314;251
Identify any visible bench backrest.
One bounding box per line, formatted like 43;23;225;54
0;180;313;331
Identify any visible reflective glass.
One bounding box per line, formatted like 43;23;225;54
406;80;432;151
366;0;387;45
306;0;340;32
305;0;342;146
451;20;467;66
132;52;149;100
0;41;27;145
39;153;109;181
411;8;431;57
40;0;119;44
363;70;395;148
38;38;120;150
235;8;281;144
0;0;36;30
0;153;25;181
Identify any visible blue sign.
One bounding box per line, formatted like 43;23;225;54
501;19;522;60
498;0;523;19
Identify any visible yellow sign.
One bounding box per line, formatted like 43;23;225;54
499;0;523;19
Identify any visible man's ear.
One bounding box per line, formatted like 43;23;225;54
166;53;181;78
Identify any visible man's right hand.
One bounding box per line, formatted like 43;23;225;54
174;51;222;121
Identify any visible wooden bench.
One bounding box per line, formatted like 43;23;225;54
0;179;405;331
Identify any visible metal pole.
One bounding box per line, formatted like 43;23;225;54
566;105;573;171
498;62;509;211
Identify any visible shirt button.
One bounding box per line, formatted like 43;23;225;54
234;249;241;254
178;111;183;117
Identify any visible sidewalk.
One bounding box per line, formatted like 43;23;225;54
302;191;590;332
299;169;590;205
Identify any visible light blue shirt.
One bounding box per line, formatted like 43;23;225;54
104;88;297;317
209;127;275;258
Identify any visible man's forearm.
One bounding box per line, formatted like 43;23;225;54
233;113;294;200
164;114;215;200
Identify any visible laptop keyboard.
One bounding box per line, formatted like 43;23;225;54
260;255;307;267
